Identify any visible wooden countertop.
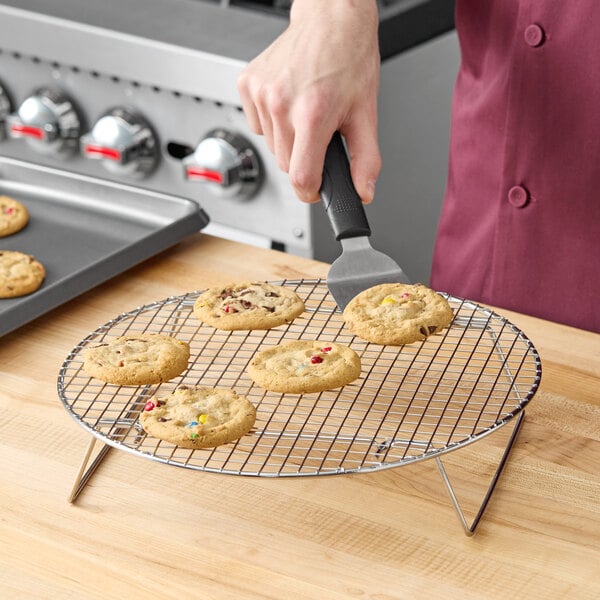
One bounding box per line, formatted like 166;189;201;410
1;234;598;599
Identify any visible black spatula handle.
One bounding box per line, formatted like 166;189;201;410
319;132;371;240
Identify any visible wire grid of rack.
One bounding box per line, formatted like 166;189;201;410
58;279;541;483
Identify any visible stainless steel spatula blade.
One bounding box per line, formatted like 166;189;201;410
320;132;411;310
327;236;410;310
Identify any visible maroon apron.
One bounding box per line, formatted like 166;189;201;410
430;0;600;332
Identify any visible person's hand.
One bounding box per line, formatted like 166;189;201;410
237;0;381;204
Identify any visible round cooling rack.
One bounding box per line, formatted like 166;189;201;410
58;279;542;483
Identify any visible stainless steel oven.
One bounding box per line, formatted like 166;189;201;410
0;0;459;334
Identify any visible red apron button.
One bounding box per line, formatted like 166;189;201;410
508;185;529;208
524;24;545;47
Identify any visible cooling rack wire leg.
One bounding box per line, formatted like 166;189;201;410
68;436;112;503
435;411;526;536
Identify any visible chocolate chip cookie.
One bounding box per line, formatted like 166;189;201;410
0;250;45;298
193;281;305;330
0;196;29;238
82;334;190;385
247;340;361;394
139;385;256;449
342;283;454;345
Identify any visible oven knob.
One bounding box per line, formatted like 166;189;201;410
0;82;13;141
183;129;262;198
81;107;159;177
7;87;81;155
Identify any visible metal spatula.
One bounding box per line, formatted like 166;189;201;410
320;132;411;310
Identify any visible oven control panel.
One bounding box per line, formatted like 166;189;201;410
0;50;319;259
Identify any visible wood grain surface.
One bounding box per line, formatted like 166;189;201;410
1;234;598;599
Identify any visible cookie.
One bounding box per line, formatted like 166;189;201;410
342;283;454;345
247;340;361;394
0;196;29;237
139;385;256;449
193;281;305;331
0;250;45;298
82;334;190;386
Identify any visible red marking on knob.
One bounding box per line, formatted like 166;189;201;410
10;124;45;140
84;144;122;161
185;166;224;184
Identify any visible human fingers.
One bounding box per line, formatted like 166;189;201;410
272;120;294;173
288;118;335;204
254;92;275;153
237;71;263;135
342;114;381;204
238;70;294;171
269;89;295;173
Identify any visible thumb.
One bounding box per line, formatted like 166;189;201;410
341;118;381;204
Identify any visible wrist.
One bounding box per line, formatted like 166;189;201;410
290;0;379;24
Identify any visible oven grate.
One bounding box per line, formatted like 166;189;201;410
57;279;541;478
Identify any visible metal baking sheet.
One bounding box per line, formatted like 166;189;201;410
0;156;209;337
